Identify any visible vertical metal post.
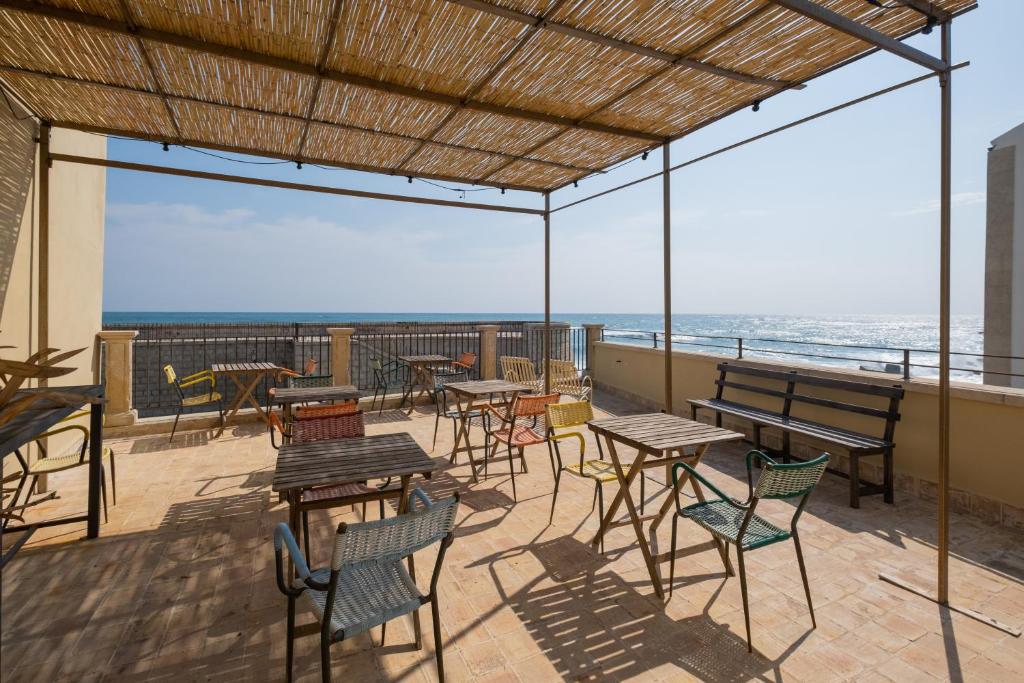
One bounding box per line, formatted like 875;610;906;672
37;122;50;374
937;21;952;606
662;142;673;414
903;348;911;381
738;337;744;359
543;191;551;394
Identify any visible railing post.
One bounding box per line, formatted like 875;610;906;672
327;328;354;386
97;330;138;427
478;325;499;379
653;332;658;349
738;337;743;359
903;348;911;380
582;324;604;374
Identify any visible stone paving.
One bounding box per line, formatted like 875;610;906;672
2;393;1023;682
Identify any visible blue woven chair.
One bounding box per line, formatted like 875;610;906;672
669;451;829;653
274;489;459;683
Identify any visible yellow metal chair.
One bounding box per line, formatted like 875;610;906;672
546;401;642;552
163;364;223;442
499;356;543;393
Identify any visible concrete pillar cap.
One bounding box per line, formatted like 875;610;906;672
98;329;139;340
326;327;356;336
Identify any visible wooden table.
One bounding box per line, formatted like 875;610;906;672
270;384;361;424
588;413;744;599
211;362;280;437
444;379;531;482
398;355;450;410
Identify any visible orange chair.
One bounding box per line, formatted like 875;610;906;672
451;351;477;375
482;393;559;500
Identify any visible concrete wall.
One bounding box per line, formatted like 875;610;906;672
592;341;1024;527
0;121;107;462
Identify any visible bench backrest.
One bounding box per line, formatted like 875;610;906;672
714;362;904;441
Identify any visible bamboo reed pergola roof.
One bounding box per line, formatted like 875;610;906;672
0;0;973;193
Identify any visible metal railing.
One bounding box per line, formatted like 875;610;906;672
600;328;1024;382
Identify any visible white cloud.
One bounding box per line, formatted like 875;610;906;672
891;191;985;217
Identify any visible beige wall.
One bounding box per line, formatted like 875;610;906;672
1;124;107;463
592;341;1024;516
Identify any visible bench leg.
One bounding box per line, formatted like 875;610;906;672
715;411;722;428
752;425;761;452
781;432;792;464
849;454;860;509
883;448;894;504
690;405;697;421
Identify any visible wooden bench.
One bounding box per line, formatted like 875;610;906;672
688;362;904;508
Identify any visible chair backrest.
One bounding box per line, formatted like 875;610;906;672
294;402;359;420
162;364;177;385
332;491;459;569
501;356;537;383
753;453;829;500
303;357;318;375
458;351;477;367
514;392;560;418
287;374;333;389
292;411;366;442
546;400;593;430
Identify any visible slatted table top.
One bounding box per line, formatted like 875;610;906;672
211;362;280;373
445;380;532;397
399;355;451;364
272;432;435;493
270;385;361;405
589;413;744;453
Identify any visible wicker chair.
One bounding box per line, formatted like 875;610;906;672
547;359;593;402
482;393;559;500
269;359;357;420
369;359;410;415
430;369;487;453
450;351;477;376
546;401;618;544
163;364;223;443
268;410;388;564
499;356;543;393
274;490;459;683
669;450;830;652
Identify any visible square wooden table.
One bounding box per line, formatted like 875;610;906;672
588;413;744;599
211;362;281;437
270;384;361;424
444;379;531;482
398;354;450;410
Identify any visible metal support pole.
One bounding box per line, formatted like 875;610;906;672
543;191;551;394
662;142;672;414
38;122;50;375
937;19;952;607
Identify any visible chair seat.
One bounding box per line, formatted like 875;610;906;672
681;499;790;550
181;391;222;407
302;562;423;638
565;460;618;483
442;408;483;419
492;424;545;447
301;482;374;504
29;445;113;474
295;402;359;420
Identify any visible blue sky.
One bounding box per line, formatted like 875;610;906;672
102;3;1023;315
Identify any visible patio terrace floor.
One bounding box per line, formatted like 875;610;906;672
2;393;1022;682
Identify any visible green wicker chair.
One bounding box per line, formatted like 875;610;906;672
669;450;829;653
274;489;459;683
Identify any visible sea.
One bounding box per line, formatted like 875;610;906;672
102;312;986;381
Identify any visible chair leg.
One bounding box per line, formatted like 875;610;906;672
737;547;752;653
506;442;517;501
320;630;333;683
286;595;296;683
380;621;387;646
100;464;108;523
640;471;645;515
169;408;181;443
520;446;528;473
669;514;678;597
431;599;445;682
302;511;311;568
432;412;441;451
549;468;561;523
597;484;605;554
379;498;385;519
793;532;816;628
109;452;117;506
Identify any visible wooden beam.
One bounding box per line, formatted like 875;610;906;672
0;0;662;143
295;0;345;161
769;0;947;72
49;153;547;215
447;0;798;89
114;0;182;142
4;64;589;189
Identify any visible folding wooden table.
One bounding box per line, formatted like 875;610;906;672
588;413;744;599
444;379;530;482
211;362;280;437
398;354;450;410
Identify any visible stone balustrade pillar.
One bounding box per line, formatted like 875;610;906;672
478;325;499;379
98;330;138;427
327;328;355;386
583;323;605;374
